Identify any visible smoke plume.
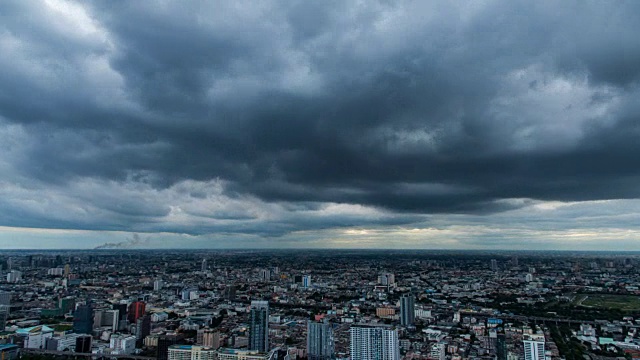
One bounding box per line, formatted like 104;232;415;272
94;233;150;249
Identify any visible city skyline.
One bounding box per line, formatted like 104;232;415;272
2;1;640;249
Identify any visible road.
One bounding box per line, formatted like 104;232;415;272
21;348;156;360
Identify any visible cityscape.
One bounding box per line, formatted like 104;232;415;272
0;250;639;359
2;0;640;359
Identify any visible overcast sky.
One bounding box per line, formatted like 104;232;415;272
1;1;640;250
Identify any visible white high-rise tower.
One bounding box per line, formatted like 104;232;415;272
523;334;545;360
350;325;399;360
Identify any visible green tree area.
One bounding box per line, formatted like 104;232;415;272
549;324;586;360
53;324;73;332
494;299;627;322
19;354;59;360
549;324;630;360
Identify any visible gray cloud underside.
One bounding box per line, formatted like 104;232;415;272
1;1;640;241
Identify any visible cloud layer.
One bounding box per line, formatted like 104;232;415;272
1;0;640;248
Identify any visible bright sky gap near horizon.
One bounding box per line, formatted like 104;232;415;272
1;1;640;250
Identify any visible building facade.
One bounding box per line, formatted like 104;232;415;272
168;345;217;360
523;334;545;360
128;301;146;324
110;334;136;354
400;294;415;326
73;303;94;335
349;325;399;360
216;348;271;360
307;320;334;360
17;326;54;349
248;301;269;352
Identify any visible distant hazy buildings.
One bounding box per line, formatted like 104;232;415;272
378;273;395;286
248;300;269;352
224;285;236;301
6;271;21;283
302;275;312;288
259;269;271;282
350;325;399;360
154;279;164;291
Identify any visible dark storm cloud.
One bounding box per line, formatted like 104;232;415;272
1;0;640;240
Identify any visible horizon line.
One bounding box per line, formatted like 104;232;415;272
3;248;640;253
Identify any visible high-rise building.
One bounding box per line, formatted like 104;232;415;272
259;269;271;282
0;292;10;307
224;285;236;301
302;275;312;288
60;297;76;315
168;345;217;360
93;310;103;328
378;273;395;286
248;300;269;352
201;259;207;272
349;325;399;360
157;335;183;360
491;259;499;271
0;305;9;331
154;280;164;291
400;294;415;326
104;309;119;332
128;301;146;324
112;303;128;323
6;271;21;283
523;334;545;360
197;329;220;349
430;342;445;360
75;335;92;353
496;334;507;360
0;292;10;331
307;320;334;360
110;334;136;355
136;315;151;343
73;303;94;335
